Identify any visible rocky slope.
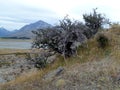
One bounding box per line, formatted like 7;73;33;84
0;49;56;84
0;27;120;90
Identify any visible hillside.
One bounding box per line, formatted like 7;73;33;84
0;26;120;90
8;20;52;38
0;27;11;37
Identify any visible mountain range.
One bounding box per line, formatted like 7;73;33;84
0;20;52;38
0;28;11;37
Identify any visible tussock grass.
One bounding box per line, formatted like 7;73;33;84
0;27;120;90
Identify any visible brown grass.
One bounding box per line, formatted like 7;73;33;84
0;28;120;90
0;49;30;55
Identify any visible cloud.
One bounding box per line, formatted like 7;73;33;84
0;0;59;30
0;0;120;30
0;20;27;31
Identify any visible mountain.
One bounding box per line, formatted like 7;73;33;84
0;27;11;37
9;20;52;38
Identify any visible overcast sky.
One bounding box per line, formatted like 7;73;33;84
0;0;120;31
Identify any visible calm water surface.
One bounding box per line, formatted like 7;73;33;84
0;39;32;49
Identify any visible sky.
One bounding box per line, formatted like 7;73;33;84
0;0;120;31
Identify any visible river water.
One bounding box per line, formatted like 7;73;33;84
0;39;32;49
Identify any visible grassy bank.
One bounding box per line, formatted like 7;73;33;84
0;49;30;55
0;27;120;90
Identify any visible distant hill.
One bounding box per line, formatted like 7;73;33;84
8;20;52;38
0;27;11;37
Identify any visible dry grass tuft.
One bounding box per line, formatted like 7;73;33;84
0;27;120;90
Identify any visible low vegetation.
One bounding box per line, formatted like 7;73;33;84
96;33;109;49
0;9;120;90
0;25;120;90
0;49;30;55
32;9;109;58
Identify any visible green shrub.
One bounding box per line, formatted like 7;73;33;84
83;8;110;37
32;17;87;57
32;9;110;57
34;56;47;68
96;33;109;49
